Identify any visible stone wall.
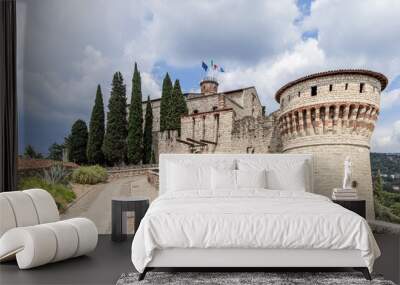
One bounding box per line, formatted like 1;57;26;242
230;114;277;153
107;165;158;180
147;170;159;189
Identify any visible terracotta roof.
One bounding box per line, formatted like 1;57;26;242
275;69;388;103
17;158;79;171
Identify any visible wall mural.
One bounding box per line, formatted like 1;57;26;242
16;1;400;232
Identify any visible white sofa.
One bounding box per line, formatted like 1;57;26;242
0;189;98;269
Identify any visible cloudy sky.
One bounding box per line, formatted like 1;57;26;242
17;0;400;154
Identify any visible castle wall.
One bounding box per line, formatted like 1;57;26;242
187;94;219;114
230;114;278;153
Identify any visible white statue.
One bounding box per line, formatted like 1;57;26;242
342;156;352;189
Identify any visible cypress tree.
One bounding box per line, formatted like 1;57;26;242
172;79;188;131
103;72;128;165
159;73;173;131
69;119;88;164
48;142;63;161
142;96;153;164
87;84;105;165
150;149;156;164
24;145;43;159
127;63;143;164
374;169;383;202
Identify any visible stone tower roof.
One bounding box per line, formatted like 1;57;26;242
274;69;388;103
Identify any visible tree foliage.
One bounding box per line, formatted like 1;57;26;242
127;63;143;164
103;72;128;165
150;149;156;164
159;73;173;131
143;96;153;164
171;79;188;132
69;119;88;164
87;84;105;165
374;169;400;223
47;142;63;161
24;145;43;159
374;169;383;201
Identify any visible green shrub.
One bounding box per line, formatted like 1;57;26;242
18;177;76;212
42;163;71;185
390;202;400;217
375;200;400;224
71;165;108;184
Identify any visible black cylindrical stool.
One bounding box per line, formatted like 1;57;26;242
111;197;149;242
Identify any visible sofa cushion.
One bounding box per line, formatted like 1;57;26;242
23;189;59;224
0;196;17;237
0;192;39;227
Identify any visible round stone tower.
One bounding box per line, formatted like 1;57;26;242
275;69;388;219
200;76;219;95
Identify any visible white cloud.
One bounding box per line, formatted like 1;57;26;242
141;72;161;99
302;0;400;77
123;0;301;68
372;120;400;153
218;38;325;110
381;88;400;110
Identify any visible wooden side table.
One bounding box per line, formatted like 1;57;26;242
332;199;366;218
112;197;149;242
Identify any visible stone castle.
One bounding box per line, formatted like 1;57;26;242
142;69;388;219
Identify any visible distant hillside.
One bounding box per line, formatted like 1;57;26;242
370;153;400;176
371;152;400;194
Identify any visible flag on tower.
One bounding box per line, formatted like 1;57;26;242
201;61;208;71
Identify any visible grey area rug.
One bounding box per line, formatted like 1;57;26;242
116;272;395;285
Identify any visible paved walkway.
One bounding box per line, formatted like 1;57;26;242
61;175;158;234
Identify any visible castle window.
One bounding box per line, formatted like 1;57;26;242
212;106;218;111
359;83;365;93
311;86;317;96
345;83;348;90
298;91;301;97
193;109;199;114
246;147;255;154
329;84;333;92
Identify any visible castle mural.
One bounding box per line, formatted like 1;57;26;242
144;69;388;219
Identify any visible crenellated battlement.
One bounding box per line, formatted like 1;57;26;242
279;102;379;150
